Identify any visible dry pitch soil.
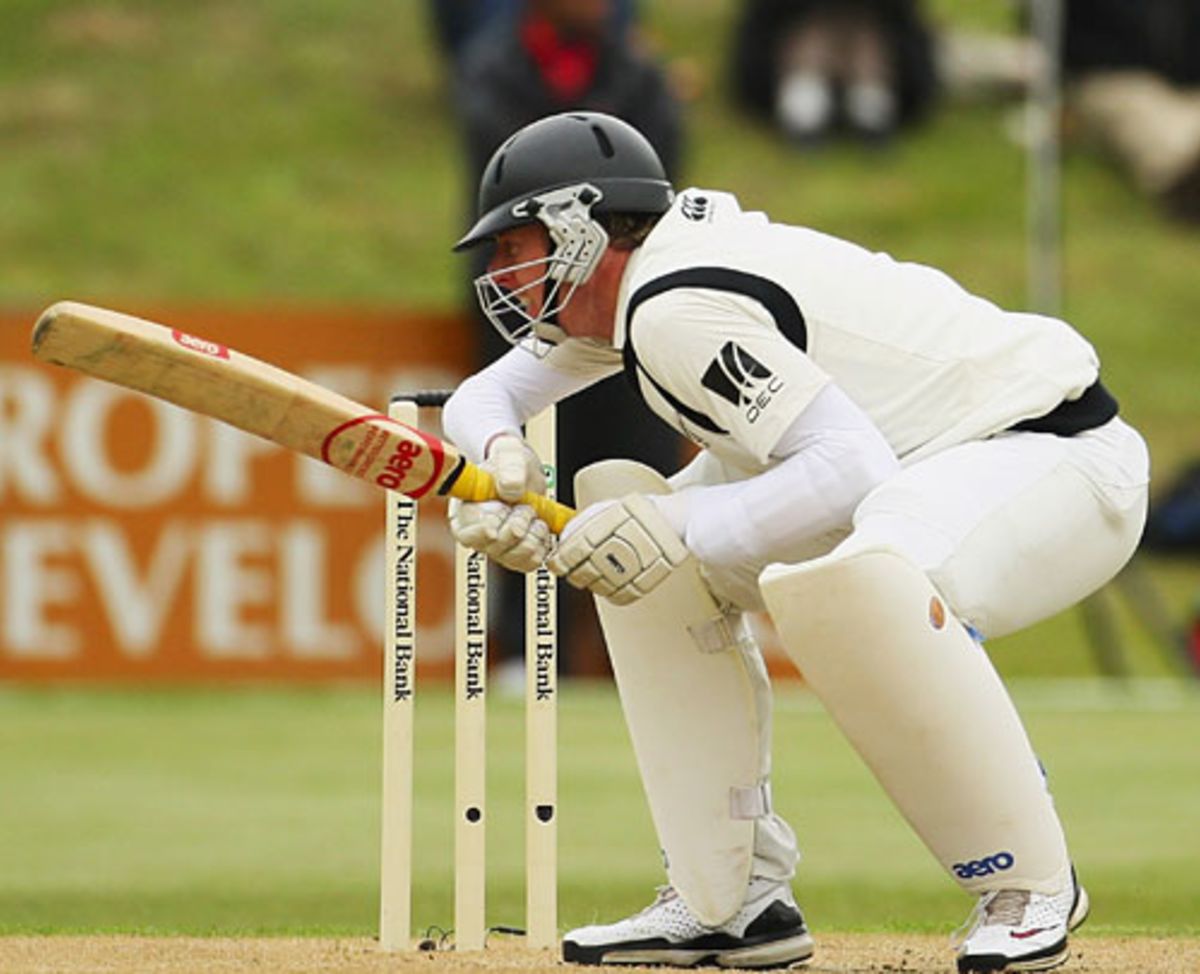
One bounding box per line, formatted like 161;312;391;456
1;935;1197;974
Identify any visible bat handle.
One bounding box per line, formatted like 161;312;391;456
520;490;576;536
448;463;576;535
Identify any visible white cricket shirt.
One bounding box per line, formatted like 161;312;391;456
607;188;1102;471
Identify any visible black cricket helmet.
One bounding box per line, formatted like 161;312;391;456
455;111;674;251
457;112;674;356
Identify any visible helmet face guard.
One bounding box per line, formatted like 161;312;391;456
472;184;609;357
455;112;674;356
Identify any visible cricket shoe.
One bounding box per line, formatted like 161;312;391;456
562;877;814;968
955;876;1090;973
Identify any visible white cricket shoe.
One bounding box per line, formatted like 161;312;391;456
955;877;1090;972
562;877;814;968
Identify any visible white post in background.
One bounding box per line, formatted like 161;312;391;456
1026;2;1141;676
1027;0;1064;316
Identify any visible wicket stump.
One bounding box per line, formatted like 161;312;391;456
380;391;558;952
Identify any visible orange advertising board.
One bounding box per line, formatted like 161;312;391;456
0;307;470;682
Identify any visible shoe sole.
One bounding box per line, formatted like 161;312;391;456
957;885;1091;974
564;932;815;969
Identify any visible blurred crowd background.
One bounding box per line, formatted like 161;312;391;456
2;0;1198;682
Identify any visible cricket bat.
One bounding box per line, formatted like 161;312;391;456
31;301;574;534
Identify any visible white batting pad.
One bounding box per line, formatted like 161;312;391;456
760;546;1070;894
577;460;768;926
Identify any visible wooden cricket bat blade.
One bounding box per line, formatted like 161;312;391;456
31;301;574;532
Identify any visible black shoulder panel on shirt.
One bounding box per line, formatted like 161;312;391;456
621;267;808;436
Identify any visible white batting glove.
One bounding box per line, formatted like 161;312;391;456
448;499;553;573
484;432;546;503
547;494;689;606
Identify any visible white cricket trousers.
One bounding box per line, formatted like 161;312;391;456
836;416;1149;638
691;416;1149;638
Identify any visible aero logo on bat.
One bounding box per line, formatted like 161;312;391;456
321;415;446;498
377;440;423;491
171;330;230;359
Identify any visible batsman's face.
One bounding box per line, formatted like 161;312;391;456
473;214;606;356
487;224;552;317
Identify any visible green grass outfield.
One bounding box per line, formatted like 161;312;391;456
2;681;1198;938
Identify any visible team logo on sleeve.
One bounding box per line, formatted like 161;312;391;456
700;341;784;424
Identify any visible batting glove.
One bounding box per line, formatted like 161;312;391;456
483;432;547;503
547;494;689;605
449;498;553;574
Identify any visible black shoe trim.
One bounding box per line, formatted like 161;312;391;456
956;935;1068;974
745;901;806;939
562;900;810;967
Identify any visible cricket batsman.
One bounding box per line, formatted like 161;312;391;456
441;111;1149;972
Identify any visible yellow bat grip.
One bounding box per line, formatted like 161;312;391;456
447;461;576;536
